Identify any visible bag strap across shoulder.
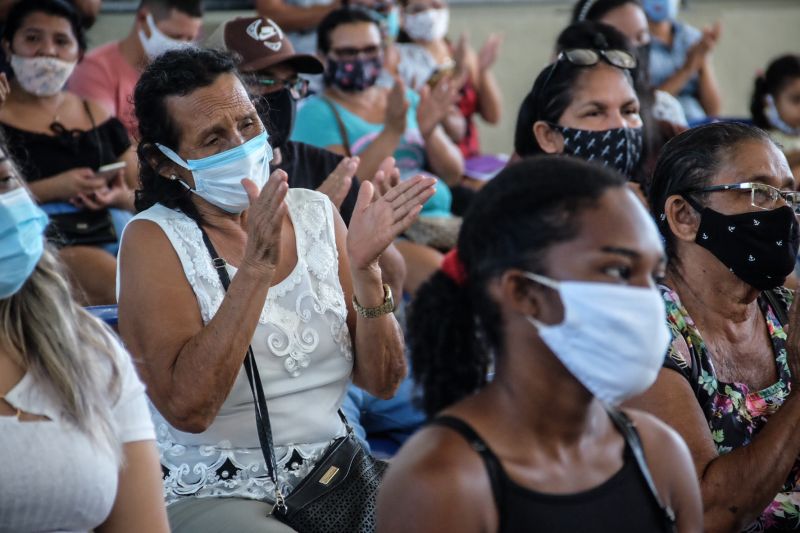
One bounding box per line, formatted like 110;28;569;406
321;96;353;157
606;408;677;531
199;227;285;513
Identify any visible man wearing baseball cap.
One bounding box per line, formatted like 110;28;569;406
206;15;366;223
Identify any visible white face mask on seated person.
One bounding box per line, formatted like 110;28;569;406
157;131;274;214
524;271;671;406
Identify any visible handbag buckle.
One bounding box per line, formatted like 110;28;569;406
268;490;287;516
211;257;227;270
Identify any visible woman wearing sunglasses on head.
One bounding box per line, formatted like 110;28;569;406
514;33;643;185
377;156;702;533
626;122;800;532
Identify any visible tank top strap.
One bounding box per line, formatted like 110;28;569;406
606;408;677;532
430;415;506;531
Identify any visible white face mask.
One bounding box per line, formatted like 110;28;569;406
157;131;273;214
403;8;449;42
138;13;191;61
524;272;671;406
10;55;76;97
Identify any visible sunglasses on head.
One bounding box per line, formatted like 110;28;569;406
536;48;637;115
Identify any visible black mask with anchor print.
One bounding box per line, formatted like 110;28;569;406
684;195;800;290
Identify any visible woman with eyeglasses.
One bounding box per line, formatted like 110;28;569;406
377;156;702;533
292;7;464;293
626;122;800;532
513;25;643;183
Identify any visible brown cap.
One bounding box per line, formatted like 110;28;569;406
205;16;324;75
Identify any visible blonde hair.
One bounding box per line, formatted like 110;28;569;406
0;247;122;461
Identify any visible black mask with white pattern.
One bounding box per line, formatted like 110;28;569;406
685;196;800;290
551;125;643;179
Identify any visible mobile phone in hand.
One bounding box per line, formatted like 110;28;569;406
97;161;126;183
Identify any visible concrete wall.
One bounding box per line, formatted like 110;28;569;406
87;1;800;153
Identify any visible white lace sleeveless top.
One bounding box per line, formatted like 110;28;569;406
122;188;353;504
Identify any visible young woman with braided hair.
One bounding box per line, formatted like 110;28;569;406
377;156;702;533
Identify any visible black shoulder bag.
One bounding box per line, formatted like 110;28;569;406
47;101;117;247
200;227;388;533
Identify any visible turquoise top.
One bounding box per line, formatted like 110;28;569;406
292;90;452;217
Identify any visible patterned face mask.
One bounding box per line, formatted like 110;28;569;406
685;196;800;290
323;56;383;92
551;125;643;179
10;55;76;97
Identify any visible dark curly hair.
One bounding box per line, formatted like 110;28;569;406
3;0;86;53
133;47;242;220
751;54;800;130
648;122;774;262
408;156;627;416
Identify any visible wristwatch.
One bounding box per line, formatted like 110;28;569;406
352;284;395;319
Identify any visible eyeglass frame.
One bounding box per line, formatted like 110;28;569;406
536;48;638;119
252;76;310;99
680;182;800;214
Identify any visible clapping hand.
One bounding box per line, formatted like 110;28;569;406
385;76;409;135
478;34;503;72
417;75;460;139
347;174;436;270
241;170;289;276
371;157;401;199
318;156;358;210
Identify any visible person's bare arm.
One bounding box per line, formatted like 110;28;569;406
377;427;494;532
474;34;503;125
255;0;341;33
118;172;289;433
424;126;464;187
442;106;467;143
95;441;169;533
336;176;435;397
627;363;800;532
696;60;722;117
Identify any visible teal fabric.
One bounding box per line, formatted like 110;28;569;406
292;91;452;217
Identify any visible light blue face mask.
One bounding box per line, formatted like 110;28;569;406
157;130;273;214
0;187;48;299
642;0;679;23
382;7;401;41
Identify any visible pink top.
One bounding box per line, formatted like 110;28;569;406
69;41;141;139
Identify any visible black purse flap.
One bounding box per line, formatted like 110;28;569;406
279;435;362;517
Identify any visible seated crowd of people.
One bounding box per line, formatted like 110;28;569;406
1;0;800;531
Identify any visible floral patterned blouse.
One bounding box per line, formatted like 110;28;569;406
661;285;800;532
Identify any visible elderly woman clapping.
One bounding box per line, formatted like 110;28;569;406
117;47;434;531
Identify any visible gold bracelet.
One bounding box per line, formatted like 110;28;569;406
352;283;395;319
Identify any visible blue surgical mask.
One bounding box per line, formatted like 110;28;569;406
157;131;273;214
0;187;48;299
642;0;679;23
381;7;401;41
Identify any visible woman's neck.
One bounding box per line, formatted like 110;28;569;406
7;80;62;108
664;252;761;331
481;322;603;450
195;200;245;234
325;86;384;110
422;39;451;63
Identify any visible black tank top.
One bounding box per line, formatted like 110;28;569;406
431;410;676;533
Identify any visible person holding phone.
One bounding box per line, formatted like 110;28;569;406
0;0;138;306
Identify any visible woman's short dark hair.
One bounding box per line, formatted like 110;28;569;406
133;47;241;220
649;122;775;261
751;54;800;130
408;156;627;416
571;0;643;23
3;0;86;52
317;7;381;54
513;22;637;158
